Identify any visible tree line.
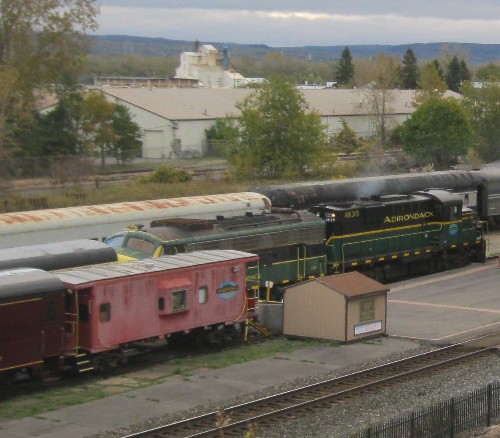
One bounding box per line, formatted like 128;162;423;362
81;47;500;89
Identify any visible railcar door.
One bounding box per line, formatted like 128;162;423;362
40;293;65;358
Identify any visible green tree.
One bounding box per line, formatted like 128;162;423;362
476;63;500;82
37;92;85;157
37;91;141;164
110;105;142;164
335;47;355;87
399;97;474;169
460;60;472;82
0;65;21;155
445;56;463;92
401;49;419;89
205;118;238;156
462;81;500;162
329;119;364;154
432;59;445;80
225;79;327;179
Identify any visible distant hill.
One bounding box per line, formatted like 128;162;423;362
90;35;500;66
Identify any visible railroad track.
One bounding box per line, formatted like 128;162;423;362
122;342;496;438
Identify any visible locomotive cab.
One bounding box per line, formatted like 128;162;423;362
414;189;461;222
312;189;485;279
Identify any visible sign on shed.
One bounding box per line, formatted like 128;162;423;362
283;271;388;342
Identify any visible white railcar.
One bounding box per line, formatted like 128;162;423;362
0;192;271;249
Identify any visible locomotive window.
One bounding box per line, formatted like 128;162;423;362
158;297;165;311
46;300;58;321
172;290;187;311
198;286;208;304
126;237;157;256
105;235;125;248
449;206;459;220
99;303;111;323
161;245;178;256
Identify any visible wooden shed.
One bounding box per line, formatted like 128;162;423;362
283;271;388;342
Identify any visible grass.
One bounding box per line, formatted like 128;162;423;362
0;337;326;423
0;156;366;212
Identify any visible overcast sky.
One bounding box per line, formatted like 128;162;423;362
96;1;500;47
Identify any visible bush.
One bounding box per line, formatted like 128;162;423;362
136;165;192;184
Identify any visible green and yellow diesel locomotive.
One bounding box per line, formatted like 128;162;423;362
311;189;485;280
105;189;485;298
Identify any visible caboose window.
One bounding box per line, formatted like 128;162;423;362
99;303;111;323
158;297;165;311
172;290;187;311
198;286;208;304
46;300;58;321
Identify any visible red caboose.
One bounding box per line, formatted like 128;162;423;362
59;250;259;371
0;268;66;377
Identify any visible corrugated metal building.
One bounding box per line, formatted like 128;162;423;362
283;271;388;343
98;87;462;159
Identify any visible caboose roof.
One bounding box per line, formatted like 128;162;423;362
54;250;258;286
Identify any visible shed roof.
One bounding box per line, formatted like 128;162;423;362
98;87;461;122
315;271;388;298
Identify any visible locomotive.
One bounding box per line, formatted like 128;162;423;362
105;210;327;298
311;189;485;280
105;188;486;297
250;167;500;225
0;250;258;378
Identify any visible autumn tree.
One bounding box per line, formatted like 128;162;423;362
335;47;355;87
414;61;448;105
0;0;98;93
400;49;419;89
0;0;98;154
360;54;400;147
224;79;327;179
399;97;474;169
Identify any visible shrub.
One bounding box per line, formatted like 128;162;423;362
136;165;192;184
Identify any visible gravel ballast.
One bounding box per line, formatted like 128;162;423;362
88;343;500;438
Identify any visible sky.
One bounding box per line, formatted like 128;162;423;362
96;1;500;47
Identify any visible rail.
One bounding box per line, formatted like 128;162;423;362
121;334;500;438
